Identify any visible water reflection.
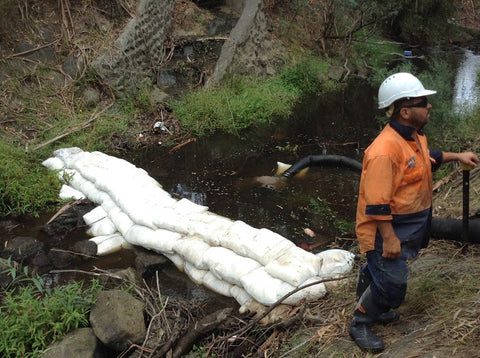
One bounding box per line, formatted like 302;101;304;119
453;48;480;113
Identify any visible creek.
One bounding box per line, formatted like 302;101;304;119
2;47;479;305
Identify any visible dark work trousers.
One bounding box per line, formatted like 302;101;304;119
364;250;409;309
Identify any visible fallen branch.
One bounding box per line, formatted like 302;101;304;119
171;308;233;358
31;99;114;151
5;40;59;59
46;198;90;225
169;138;196;153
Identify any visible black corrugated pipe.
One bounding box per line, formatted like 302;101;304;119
431;218;480;243
281;155;480;243
281;154;362;178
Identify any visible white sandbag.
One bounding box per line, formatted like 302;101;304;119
240;268;327;306
42;157;64;170
218;220;260;256
184;262;208;285
125;224;182;253
83;206;108;225
173;237;211;270
175;198;209;214
246;228;295;265
153;209;190;234
189;214;233;246
107;206;134;237
89;233;120;245
99;196;117;213
265;246;321;287
109;191;160;230
230;285;254;307
86;216;117;236
163;252;185;271
95;233;128;255
78;181;103;202
317;249;355;276
53;147;83;164
59;184;85;200
202;271;233;297
288;276;327;302
240;267;296;306
185;211;220;246
203;247;261;286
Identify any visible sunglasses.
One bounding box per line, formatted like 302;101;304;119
398;97;429;109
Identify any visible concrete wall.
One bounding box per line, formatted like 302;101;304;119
93;0;176;93
93;0;273;94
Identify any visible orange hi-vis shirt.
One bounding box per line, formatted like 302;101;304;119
356;122;442;254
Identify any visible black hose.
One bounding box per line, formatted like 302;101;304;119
281;155;362;178
431;217;480;243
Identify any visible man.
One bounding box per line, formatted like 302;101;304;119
350;72;479;352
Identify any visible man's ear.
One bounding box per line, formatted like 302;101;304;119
399;107;410;120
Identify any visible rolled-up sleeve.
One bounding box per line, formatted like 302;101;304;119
363;155;394;220
429;149;443;172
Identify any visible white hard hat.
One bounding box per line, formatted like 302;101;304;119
378;72;436;109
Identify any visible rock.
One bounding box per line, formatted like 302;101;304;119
40;327;99;358
149;87;169;105
42;201;95;238
13;42;56;63
82;87;101;108
1;236;44;261
62;56;82;79
157;69;177;86
28;252;52;275
48;249;76;269
134;248;169;277
109;267;143;285
72;240;98;258
89;290;147;352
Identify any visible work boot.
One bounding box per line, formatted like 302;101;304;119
355;265;399;325
377;310;399;325
349;287;385;353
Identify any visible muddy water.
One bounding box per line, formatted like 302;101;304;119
1;78;379;303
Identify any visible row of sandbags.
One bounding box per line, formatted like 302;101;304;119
42;147;355;310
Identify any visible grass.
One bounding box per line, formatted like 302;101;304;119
0;63;146;218
172;56;340;136
0;259;102;357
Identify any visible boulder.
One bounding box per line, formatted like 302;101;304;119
40;328;98;358
89;290;146;352
1;236;44;261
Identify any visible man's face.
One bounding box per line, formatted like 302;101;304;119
400;97;432;129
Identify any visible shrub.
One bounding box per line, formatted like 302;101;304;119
0;261;102;358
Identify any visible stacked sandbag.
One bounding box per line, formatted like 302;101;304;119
42;147;355;310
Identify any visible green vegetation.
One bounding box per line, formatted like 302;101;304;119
0;140;60;217
0;67;144;217
172;57;339;136
0;259;102;357
309;197;355;236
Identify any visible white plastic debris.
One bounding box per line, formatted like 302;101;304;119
43;147;356;310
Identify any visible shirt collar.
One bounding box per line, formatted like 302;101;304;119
389;121;424;141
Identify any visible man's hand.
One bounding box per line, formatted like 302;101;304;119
442;151;480;167
377;220;401;259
